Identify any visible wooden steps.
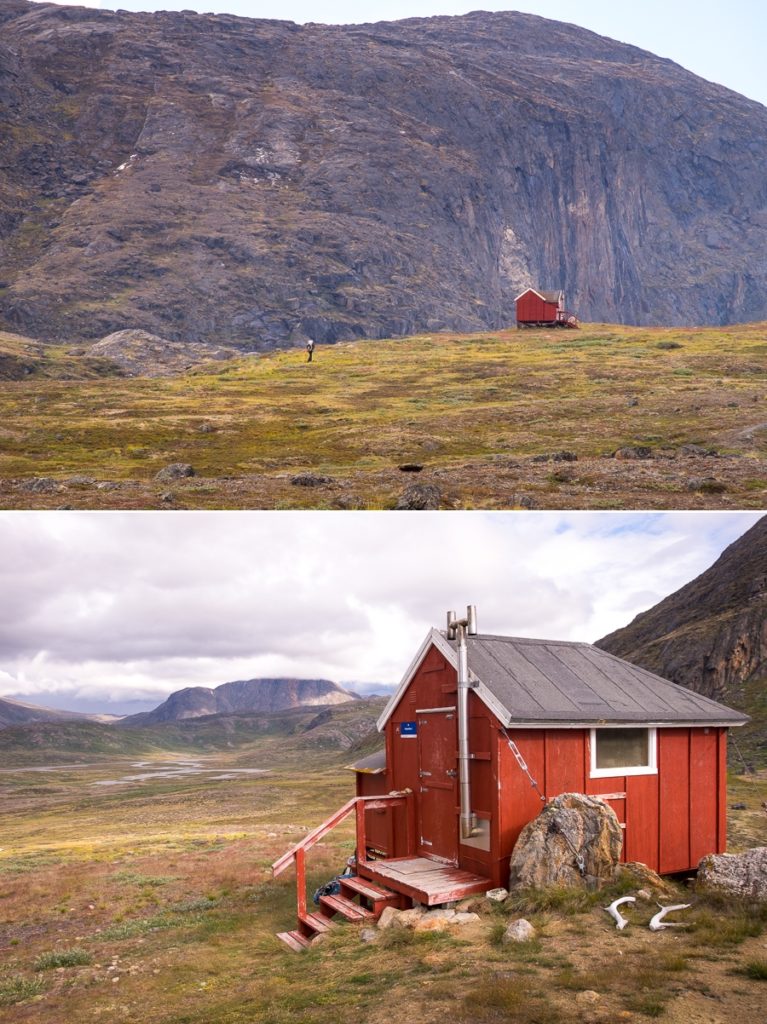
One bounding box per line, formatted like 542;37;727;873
276;873;406;950
276;930;312;952
319;892;375;921
339;875;406;913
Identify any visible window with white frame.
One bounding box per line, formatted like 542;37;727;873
590;727;657;777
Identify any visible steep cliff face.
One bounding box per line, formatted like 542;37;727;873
119;677;357;727
1;3;767;347
597;518;767;707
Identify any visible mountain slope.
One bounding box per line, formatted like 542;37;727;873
1;2;766;347
0;697;385;766
597;517;767;764
119;677;358;727
0;694;109;728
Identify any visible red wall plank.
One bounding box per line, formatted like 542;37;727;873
717;729;728;853
689;729;719;865
659;729;690;873
544;730;586;798
625;774;659;869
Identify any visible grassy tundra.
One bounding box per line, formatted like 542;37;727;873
0;737;766;1024
1;322;766;509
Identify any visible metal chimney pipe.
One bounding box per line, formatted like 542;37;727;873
455;604;477;839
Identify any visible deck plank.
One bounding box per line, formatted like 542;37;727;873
358;857;491;906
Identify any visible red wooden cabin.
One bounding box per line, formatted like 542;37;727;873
515;287;579;328
272;614;746;950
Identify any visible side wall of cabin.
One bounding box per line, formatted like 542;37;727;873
516;291;559;324
497;726;728;878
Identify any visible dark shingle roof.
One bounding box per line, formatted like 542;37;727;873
346;749;387;773
459;634;748;726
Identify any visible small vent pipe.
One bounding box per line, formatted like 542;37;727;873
447;605;478;839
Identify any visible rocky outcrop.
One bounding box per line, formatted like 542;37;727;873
597;517;767;705
508;793;622;890
1;2;767;347
88;330;238;377
697;847;767;901
119;677;358;727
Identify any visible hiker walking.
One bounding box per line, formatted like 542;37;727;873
306;338;315;362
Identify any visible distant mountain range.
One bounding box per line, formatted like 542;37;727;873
0;677;358;731
118;677;358;727
2;2;767;347
0;694;117;729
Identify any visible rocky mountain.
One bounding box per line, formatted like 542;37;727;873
597;517;767;766
0;694;114;729
597;517;767;704
1;2;766;349
119;677;358;727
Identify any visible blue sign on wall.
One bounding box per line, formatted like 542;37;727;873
400;721;418;738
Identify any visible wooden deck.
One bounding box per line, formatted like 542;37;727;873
358;857;492;906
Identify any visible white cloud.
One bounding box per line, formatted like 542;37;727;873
0;511;760;708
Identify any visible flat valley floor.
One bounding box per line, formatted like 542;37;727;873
1;747;766;1024
1;323;766;510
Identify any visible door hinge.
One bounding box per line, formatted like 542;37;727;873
419;770;432;778
445;769;458;777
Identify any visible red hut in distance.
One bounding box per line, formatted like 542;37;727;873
515;287;579;328
272;606;745;950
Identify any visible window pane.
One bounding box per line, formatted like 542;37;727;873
596;728;649;770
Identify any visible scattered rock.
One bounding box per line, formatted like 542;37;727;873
199;423;215;433
508;793;622;890
290;473;333;487
155;463;195;482
485;888;509;903
394;483;441;510
635;889;653;902
502;918;536;944
575;990;601;1006
627;397;639;407
730;802;747;810
452;912;480;925
377;906;405;930
398;463;424;472
616;862;677;897
66;475;95;486
510;493;537;509
18;476;61;493
613;446;652;460
414;912;453;932
160;492;174;503
359;927;378;943
332;494;366;510
530;451;577;463
680;443;718;457
686;477;727;494
697;847;767;901
396;907;426;928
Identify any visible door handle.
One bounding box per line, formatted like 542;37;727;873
419;770;432;778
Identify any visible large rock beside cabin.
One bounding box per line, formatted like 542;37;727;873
697;847;767;902
508;793;622;890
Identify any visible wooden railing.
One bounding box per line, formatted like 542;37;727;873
271;792;413;919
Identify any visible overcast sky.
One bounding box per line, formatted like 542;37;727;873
0;511;760;713
33;1;767;108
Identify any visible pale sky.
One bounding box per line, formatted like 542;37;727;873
31;1;767;108
0;511;760;714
